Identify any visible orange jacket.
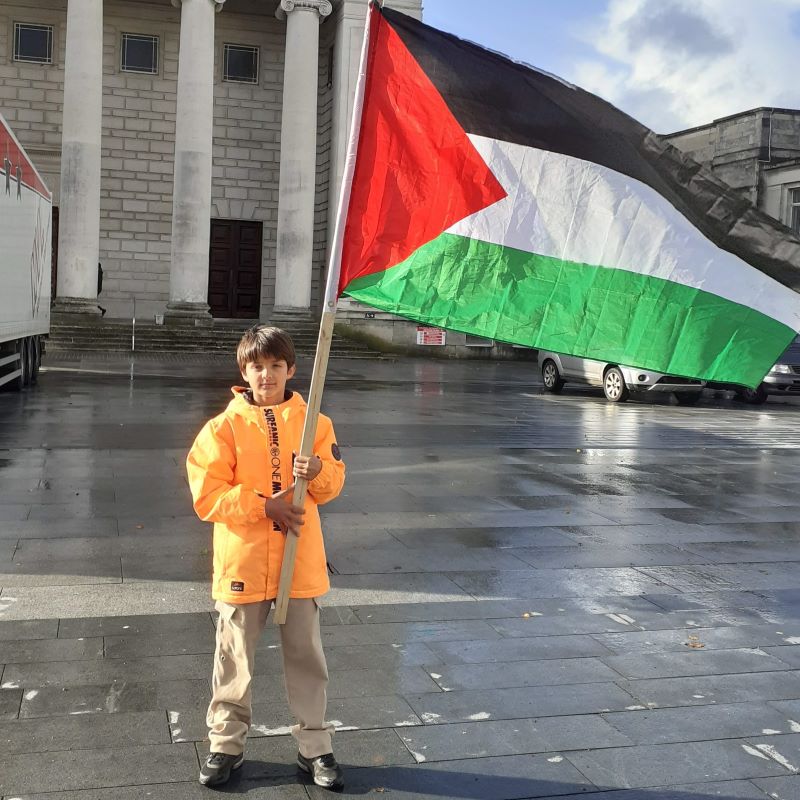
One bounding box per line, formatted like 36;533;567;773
186;388;345;603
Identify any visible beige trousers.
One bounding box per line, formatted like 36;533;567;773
207;598;334;758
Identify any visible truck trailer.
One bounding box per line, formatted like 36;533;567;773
0;112;51;390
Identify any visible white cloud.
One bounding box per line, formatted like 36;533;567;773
572;0;800;133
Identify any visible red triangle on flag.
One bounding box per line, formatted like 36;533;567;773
338;6;507;296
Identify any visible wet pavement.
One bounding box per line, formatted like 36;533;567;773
1;352;800;799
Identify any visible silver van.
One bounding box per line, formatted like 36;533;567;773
539;351;705;404
730;335;800;404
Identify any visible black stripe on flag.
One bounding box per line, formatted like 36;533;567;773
380;6;800;294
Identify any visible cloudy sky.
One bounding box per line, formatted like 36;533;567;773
423;0;800;133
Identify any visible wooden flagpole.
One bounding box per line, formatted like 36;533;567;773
273;1;378;624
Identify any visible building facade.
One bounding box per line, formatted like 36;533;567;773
664;107;800;238
0;0;421;322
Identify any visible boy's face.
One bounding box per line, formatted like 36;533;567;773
241;355;296;406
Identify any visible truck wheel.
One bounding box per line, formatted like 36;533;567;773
30;337;41;384
541;359;564;393
22;338;34;387
603;366;630;402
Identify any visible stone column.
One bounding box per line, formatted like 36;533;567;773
274;0;332;312
166;0;224;324
54;0;104;316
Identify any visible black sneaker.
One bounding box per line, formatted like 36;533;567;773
297;752;344;791
199;751;244;786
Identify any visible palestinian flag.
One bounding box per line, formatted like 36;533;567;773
335;4;800;388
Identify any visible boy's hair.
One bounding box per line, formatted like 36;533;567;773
236;325;296;371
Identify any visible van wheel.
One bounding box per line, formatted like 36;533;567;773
674;392;700;405
603;366;629;402
541;359;564;393
734;384;768;405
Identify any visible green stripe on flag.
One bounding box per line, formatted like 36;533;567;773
344;233;795;387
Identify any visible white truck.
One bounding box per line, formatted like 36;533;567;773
0;112;51;390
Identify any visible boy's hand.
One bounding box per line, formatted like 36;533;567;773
293;454;322;482
264;485;305;534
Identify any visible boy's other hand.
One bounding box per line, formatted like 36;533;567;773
293;454;322;482
264;485;305;534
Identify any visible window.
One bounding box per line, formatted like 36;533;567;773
121;33;158;74
791;188;800;236
465;334;495;347
223;44;259;84
13;23;53;64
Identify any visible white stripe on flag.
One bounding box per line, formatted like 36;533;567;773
447;135;800;332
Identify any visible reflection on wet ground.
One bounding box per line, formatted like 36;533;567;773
1;353;799;798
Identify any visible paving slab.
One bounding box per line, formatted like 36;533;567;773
0;687;21;719
2;655;211;689
305;753;594;800
765;645;800;668
0;618;58;640
0;742;199;796
396;714;632;761
512;543;708;569
624;670;800;708
424;633;614;663
751;775;800;799
0;580;214;620
57;611;214;639
350;599;535;624
255;694;422;733
0;555;122;587
317;642;443;672
0;709;170;754
9;783;308;800
405;681;637;724
602;702;798;745
318;619;502;646
0;517;119;539
523;781;773;799
423;657;624;691
742;732;800;771
599;647;791;679
0;636;104;664
641;590;770;612
447;567;670;599
593;625;792;655
564;738;788;789
104;628;217;659
389;526;578;549
327;547;532;573
237;661;465;701
238;727;417;768
488;610;641;637
18;678;209;717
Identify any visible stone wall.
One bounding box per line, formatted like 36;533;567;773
0;0;305;320
1;0;427;325
664;108;800;210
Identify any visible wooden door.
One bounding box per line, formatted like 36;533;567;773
208;219;262;318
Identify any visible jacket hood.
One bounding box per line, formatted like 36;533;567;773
226;386;307;421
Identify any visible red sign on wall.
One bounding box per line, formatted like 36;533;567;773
416;326;446;346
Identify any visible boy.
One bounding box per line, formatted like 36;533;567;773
186;325;345;790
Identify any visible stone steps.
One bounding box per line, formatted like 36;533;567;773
46;318;380;358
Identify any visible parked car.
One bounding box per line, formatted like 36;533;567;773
726;335;800;405
539;351;705;404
